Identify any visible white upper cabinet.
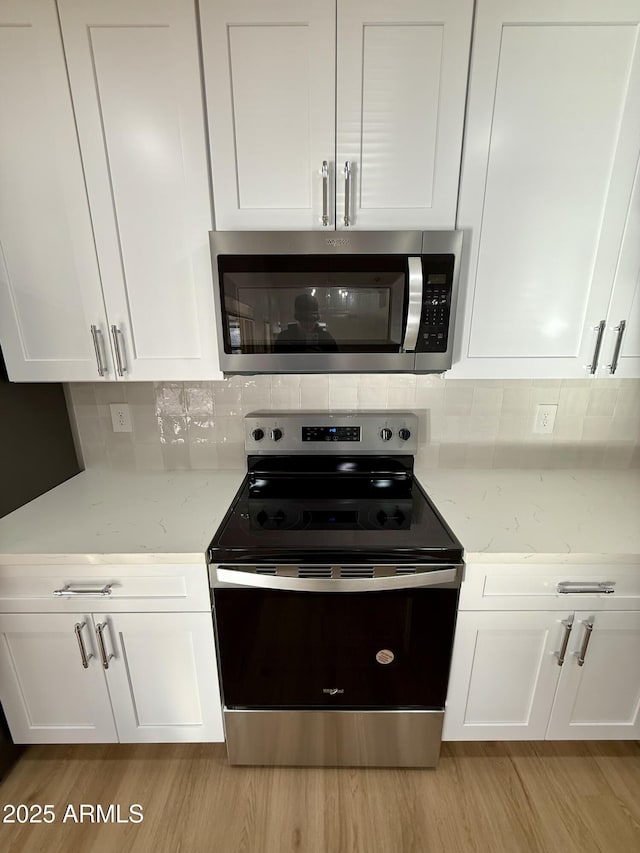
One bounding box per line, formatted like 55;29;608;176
57;0;221;380
0;0;110;382
336;0;473;230
601;162;640;378
200;0;335;231
200;0;473;230
451;0;640;379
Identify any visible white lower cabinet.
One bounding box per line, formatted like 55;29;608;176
443;565;640;741
0;608;224;745
546;610;640;740
443;611;565;741
98;612;223;744
0;613;118;744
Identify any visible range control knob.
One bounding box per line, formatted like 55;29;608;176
398;428;411;441
251;428;265;442
380;427;393;442
270;428;283;442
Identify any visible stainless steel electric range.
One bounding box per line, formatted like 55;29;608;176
208;411;464;768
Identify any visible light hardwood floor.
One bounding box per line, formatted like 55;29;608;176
0;741;638;853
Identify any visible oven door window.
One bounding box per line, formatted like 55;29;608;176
214;588;458;709
217;255;407;354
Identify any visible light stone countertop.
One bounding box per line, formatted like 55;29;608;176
0;467;638;566
0;469;245;565
416;468;640;564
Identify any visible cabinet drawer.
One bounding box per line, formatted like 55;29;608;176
0;563;211;613
459;563;640;611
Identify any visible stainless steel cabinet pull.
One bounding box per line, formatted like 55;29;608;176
556;617;573;666
344;161;351;226
90;325;106;377
54;584;113;597
95;622;113;670
110;325;127;376
557;581;615;595
74;621;93;669
576;620;594;667
605;320;626;374
321;160;329;226
586;320;606;374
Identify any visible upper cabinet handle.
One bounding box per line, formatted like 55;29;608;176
344;161;352;227
605;320;626;375
586;320;606;374
110;325;127;377
90;325;106;377
321;161;329;226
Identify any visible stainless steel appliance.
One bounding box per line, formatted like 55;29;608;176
208;411;464;767
209;231;462;375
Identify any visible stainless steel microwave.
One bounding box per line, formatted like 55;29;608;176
209;230;462;374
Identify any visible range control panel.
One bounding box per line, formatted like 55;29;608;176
244;411;418;455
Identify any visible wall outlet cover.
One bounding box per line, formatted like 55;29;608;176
110;403;132;433
533;404;557;435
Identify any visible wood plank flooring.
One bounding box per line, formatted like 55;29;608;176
0;741;638;853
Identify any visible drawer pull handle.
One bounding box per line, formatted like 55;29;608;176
95;622;113;670
54;584;113;597
576;620;594;667
557;581;615;595
556;617;573;666
74;622;93;669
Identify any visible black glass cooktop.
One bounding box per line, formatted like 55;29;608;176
208;456;463;565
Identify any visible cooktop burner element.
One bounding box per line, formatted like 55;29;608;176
208;411;463;566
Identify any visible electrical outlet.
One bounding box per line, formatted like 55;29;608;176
110;403;132;433
533;404;557;435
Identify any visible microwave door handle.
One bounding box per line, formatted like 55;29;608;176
402;257;423;352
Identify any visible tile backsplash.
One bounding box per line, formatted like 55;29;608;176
68;375;640;471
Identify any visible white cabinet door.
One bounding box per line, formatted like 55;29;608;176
0;0;112;382
336;0;472;230
601;162;640;378
57;0;221;380
452;0;640;379
0;613;117;744
443;611;566;741
200;0;336;230
97;612;224;743
546;611;640;740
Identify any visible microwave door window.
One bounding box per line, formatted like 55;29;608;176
219;256;406;354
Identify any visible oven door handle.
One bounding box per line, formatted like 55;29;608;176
401;256;423;353
215;566;459;592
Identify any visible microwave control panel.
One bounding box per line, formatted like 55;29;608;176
416;256;455;353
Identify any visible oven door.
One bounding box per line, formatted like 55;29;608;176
213;585;458;710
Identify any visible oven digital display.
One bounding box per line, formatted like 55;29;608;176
302;426;361;442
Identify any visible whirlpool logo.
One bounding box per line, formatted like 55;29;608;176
322;688;345;695
326;238;350;247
